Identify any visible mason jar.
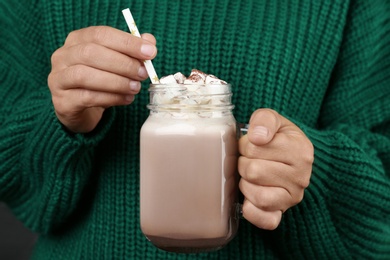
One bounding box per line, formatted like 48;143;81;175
140;83;239;253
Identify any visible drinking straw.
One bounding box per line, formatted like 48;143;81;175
122;8;159;84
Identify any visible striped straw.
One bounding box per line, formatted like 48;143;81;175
122;8;159;84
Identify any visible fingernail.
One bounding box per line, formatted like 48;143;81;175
125;95;135;102
138;66;148;78
129;81;141;92
140;44;156;57
253;126;269;137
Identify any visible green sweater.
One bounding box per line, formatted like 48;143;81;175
1;0;389;259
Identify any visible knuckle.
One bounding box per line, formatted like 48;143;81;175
68;65;87;85
119;58;137;75
297;141;314;189
302;140;315;164
51;96;68;117
239;157;260;182
293;138;314;189
299;177;311;189
292;190;305;206
113;77;129;93
54;103;67;117
258;190;278;210
246;160;260;181
65;30;78;45
124;34;134;49
50;49;63;66
91;26;110;43
249;188;270;210
286;180;307;206
302;170;312;188
78;43;95;62
51;96;60;109
47;72;56;90
48;71;63;93
79;89;95;107
295;165;312;189
254;195;268;210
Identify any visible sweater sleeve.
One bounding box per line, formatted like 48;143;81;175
275;1;390;259
0;1;116;234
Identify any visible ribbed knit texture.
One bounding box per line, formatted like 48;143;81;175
1;0;389;259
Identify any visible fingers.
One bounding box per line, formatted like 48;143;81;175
240;135;314;170
48;63;140;129
52;88;134;116
242;199;283;230
238;156;296;188
64;26;157;60
49;64;142;95
239;178;302;213
239;131;306;166
51;43;148;80
52;87;134;134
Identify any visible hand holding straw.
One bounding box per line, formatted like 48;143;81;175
122;8;159;84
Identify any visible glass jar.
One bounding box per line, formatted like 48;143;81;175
140;84;239;253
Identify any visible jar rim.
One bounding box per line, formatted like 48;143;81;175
147;83;234;113
147;103;235;111
149;83;231;92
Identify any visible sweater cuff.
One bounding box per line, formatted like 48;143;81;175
58;107;117;147
3;101;116;234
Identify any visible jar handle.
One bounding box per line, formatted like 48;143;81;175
235;123;250;219
237;123;249;139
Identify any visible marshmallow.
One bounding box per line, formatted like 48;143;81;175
155;69;229;109
174;72;186;83
205;75;227;85
185;69;207;84
182;69;208;84
159;75;178;84
159;69;226;85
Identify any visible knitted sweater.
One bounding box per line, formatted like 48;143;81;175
1;0;389;259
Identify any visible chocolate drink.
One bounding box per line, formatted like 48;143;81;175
140;116;238;252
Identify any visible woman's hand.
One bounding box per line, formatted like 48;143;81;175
48;26;157;133
238;108;314;230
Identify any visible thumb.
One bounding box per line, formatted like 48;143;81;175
248;108;282;145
